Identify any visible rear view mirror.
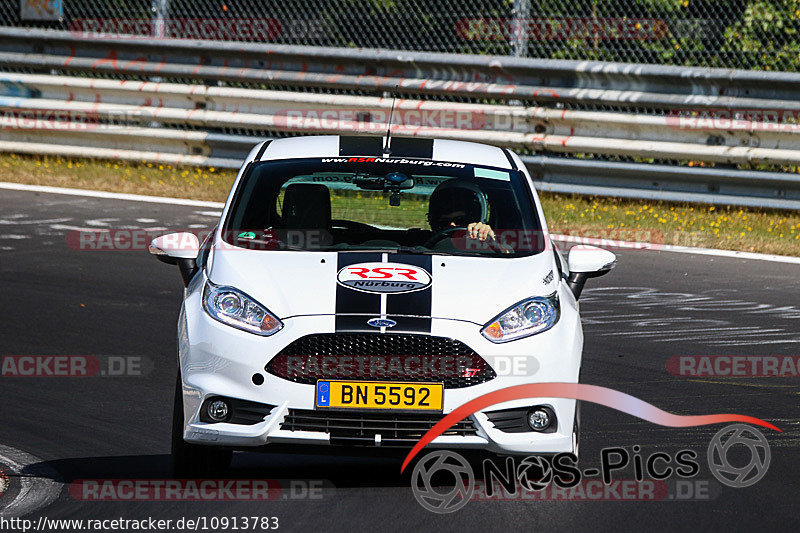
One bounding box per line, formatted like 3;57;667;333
353;173;415;191
566;245;617;299
149;232;200;286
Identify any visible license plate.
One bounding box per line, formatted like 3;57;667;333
315;380;444;411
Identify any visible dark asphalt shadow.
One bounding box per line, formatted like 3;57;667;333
26;447;510;490
26;451;416;488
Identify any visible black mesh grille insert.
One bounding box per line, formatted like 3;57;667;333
199;397;275;425
266;333;495;388
280;408;477;446
485;406;558;434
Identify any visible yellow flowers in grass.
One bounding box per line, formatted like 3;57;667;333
0;152;237;202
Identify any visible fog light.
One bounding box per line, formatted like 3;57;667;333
207;399;230;422
528;408;552;431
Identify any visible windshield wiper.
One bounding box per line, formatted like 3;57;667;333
313;246;452;255
234;237;308;252
394;246;434;255
234;243;474;256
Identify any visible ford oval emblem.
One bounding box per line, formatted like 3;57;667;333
367;318;397;328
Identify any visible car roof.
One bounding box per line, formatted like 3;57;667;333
256;135;515;170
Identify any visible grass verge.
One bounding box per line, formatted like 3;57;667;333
2;153;800;256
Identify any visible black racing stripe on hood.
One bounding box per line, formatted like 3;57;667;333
385;255;433;333
335;252;382;332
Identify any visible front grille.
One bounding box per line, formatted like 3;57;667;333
280;408;477;446
266;333;495;388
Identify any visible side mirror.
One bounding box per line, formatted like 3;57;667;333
149;232;200;286
566;245;616;300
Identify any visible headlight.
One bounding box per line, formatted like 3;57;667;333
481;293;559;343
203;281;283;336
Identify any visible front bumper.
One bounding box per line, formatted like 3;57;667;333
178;281;583;455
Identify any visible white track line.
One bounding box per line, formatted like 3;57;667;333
551;234;800;265
0;182;225;208
2;181;799;265
0;444;62;517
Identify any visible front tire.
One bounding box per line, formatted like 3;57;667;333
572;401;581;462
172;374;232;477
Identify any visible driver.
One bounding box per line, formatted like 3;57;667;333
427;179;495;242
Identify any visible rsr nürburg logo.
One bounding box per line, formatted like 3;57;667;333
337;262;432;294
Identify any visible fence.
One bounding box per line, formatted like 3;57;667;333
1;26;800;209
5;0;800;71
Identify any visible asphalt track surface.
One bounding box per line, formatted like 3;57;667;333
1;188;799;531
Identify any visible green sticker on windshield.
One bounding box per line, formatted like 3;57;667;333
474;167;510;181
237;231;256;239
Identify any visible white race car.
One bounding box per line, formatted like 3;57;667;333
149;135;616;475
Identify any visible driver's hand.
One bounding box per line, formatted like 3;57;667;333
467;222;495;242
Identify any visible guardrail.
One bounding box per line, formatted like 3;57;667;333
1;27;800;209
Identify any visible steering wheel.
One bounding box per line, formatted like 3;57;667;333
424;226;467;248
424;226;508;252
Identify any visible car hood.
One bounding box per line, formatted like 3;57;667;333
207;245;558;325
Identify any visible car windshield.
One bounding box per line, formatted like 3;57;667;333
222;156;544;257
